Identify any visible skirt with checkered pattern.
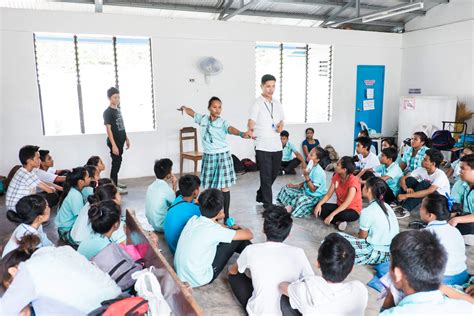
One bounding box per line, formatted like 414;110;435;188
339;232;390;265
201;151;236;189
277;186;319;218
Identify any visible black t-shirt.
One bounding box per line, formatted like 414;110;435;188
103;106;127;146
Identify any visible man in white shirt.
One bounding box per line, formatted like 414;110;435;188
228;206;314;316
355;136;380;181
248;74;285;209
398;149;450;214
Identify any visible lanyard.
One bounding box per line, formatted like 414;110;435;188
264;101;274;121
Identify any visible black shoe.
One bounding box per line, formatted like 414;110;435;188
256;194;263;203
286;170;296;175
408;220;427;230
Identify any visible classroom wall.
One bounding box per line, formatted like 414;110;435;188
401;0;474;131
0;8;402;178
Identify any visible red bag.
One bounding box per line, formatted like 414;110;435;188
102;297;148;316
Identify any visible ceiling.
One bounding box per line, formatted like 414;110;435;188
0;0;449;33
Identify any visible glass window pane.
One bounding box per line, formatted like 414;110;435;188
282;44;306;124
255;42;281;99
307;44;333;123
115;37;155;132
35;33;81;136
77;35;116;134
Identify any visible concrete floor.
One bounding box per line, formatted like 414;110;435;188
0;170;473;316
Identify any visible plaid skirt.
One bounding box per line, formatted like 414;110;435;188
339;232;390;265
277;186;319;218
201;151;236;189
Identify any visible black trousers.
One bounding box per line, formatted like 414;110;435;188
210;240;251;282
228;272;254;308
401;177;431;211
359;171;396;204
456;220;474;235
320;203;359;224
256;150;282;208
281;158;301;174
280;295;302;316
38;191;60;208
107;141;124;186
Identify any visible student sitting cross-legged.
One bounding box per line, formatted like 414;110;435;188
279;233;368;316
450;154;474;246
396;149;450;219
446;147;473;182
354;136;380;180
280;130;306;175
277;148;327;217
339;177;399;265
373;147;403;204
420;194;469;286
164;175;201;255
399;131;431;174
228;205;314;315
145;158;177;233
82;165;100;201
174;189;253;288
380;230;473;315
314;156;363;231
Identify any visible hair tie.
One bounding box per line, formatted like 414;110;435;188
445;193;454;212
379;194;384;201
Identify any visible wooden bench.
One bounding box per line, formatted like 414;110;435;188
125;209;204;316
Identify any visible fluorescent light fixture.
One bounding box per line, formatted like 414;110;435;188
362;2;424;23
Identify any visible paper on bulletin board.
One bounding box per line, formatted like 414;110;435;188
366;88;374;99
403;98;416;110
363;99;375;111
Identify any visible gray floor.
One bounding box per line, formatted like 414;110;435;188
0;170;473;316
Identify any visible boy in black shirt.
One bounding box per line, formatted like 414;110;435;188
103;87;130;192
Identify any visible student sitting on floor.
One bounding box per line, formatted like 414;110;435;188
419;193;469;286
2;195;52;258
164;175;201;255
399;131;431;174
314;156;362;231
379;230;472;315
302;127;320;160
339;177;399;265
82;165;99;201
55;167;90;245
450;154;474;246
38;149;68;180
228;205;314;315
446;147;473;182
174;189;253;288
354;136;380;180
145;158;177;233
355;129;376;154
396;149;450;219
277;148;327;217
0;235;121;315
373;147;403;204
379;138;401;164
70;181;126;245
6;145;59;211
279;233;368;316
280;130;306;175
86;155;106;177
78;200;122;260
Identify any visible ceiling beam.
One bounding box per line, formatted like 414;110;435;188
320;0;354;27
218;0;234;20
222;0;264;21
95;0;103;13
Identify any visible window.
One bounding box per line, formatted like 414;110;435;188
34;33;155;136
255;42;333;123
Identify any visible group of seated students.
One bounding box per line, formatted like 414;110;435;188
2;133;474;315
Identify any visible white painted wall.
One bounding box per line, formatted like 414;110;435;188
0;8;402;178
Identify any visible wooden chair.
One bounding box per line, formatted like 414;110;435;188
179;127;203;176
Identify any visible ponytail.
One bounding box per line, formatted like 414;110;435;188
340;156;356;175
87;183;118;205
59;167;87;207
88;200;121;234
414;131;432;148
366;177;390;227
6;195;47;225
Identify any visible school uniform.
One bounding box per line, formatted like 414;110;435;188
401;145;428;173
340;201;399;265
451;180;474;235
0;246;121;315
2;223;53;258
379;290;473;315
402;167;450;211
5;167;41;211
451;159;461;182
283;275;368;316
55;187;85;244
164;196;201;254
378;152;402;165
320;174;362;224
228;242;314;316
356;152;380;170
81;186;94;202
374;162;403;203
145;178;175;233
194;112;236;189
249;95;285;208
425;220;469;285
78;233;113;260
103;106;127;185
281;141;301;174
277;164;327;217
174;215;249;288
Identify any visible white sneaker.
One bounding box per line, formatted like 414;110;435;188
118;187;128;195
395;207;410;219
337;221;347;231
463;234;474;246
117;182;127;189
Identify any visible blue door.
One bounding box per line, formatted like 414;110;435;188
353;65;385;149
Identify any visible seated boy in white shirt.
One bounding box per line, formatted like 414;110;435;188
279;233;368;316
38;149;69;181
396;149;450;217
380;230;473;315
354;136;380;181
228;205;314;315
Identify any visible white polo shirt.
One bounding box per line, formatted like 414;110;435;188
249;95;285;152
35;168;57;183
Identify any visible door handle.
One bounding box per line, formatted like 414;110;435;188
357;108;362;112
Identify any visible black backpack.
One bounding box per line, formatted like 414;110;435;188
431;130;455;151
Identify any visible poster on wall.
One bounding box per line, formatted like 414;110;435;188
403;98;416;110
363;100;375;111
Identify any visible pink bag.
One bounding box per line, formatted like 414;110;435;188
120;244;147;261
